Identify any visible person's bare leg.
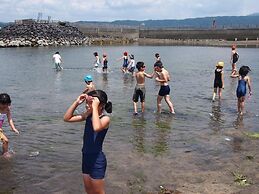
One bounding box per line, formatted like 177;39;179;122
83;174;93;194
133;102;138;114
141;102;145;113
240;97;245;115
164;95;175;114
157;95;163;113
1;134;9;154
212;88;217;101
218;88;222;100
87;176;105;194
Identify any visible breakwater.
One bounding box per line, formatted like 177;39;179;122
139;28;259;41
0;23;89;47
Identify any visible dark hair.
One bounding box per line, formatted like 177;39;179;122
88;90;112;113
239;66;251;77
0;93;11;105
93;52;98;56
55;51;60;54
130;54;134;59
155;53;160;58
154;61;163;68
136;61;145;71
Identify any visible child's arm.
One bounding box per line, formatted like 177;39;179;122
91;97;110;132
6;108;19;134
221;71;224;89
64;94;90;122
155;72;168;82
144;71;155;79
247;76;252;95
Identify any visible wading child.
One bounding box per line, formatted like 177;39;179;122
154;61;175;114
236;66;252;115
155;53;161;62
118;51;129;73
83;75;96;94
212;62;224;101
128;54;135;75
0;93;19;158
230;45;239;77
93;52;101;68
132;62;154;115
52;51;63;71
64;90;112;194
102;54;108;73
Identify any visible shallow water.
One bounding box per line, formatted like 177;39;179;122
0;45;259;193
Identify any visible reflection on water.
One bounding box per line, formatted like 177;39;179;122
233;114;244;129
209;101;225;132
152;114;173;156
132;115;146;153
131;113;173;156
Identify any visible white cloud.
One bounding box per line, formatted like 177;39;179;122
0;0;258;22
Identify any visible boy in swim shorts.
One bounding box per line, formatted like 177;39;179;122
154;61;175;114
132;62;154;115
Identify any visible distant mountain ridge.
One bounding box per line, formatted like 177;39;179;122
2;15;259;29
76;15;259;29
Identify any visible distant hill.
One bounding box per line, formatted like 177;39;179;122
0;22;6;28
247;12;259;16
76;15;259;29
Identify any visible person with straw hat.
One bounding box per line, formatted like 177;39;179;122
212;61;224;101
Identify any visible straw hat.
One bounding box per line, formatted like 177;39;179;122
216;61;224;67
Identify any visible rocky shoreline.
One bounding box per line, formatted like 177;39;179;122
0;23;90;47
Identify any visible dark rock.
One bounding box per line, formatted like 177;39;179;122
0;23;90;47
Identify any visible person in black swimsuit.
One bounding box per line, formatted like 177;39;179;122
212;62;224;101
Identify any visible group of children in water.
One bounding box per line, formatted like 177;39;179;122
213;45;252;115
1;46;253;193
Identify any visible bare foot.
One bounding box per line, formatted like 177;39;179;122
2;152;13;159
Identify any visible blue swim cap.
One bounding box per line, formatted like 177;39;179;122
84;75;93;82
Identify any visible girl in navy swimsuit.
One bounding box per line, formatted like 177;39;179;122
236;66;252;115
64;90;112;193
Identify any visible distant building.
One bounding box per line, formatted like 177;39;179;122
15;19;36;25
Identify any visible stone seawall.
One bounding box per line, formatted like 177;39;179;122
139;28;259;41
0;23;89;47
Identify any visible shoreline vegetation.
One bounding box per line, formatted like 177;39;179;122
1;23;259;48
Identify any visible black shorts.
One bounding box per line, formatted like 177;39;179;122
133;86;146;102
158;85;170;96
214;81;222;88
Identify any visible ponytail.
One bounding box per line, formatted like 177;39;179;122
105;101;112;113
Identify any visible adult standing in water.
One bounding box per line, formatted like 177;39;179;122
52;51;63;71
230;45;239;77
64;90;112;194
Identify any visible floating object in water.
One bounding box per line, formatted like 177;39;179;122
225;137;231;141
29;151;40;157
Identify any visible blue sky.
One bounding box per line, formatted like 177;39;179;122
0;0;258;22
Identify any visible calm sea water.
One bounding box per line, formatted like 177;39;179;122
0;45;259;193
